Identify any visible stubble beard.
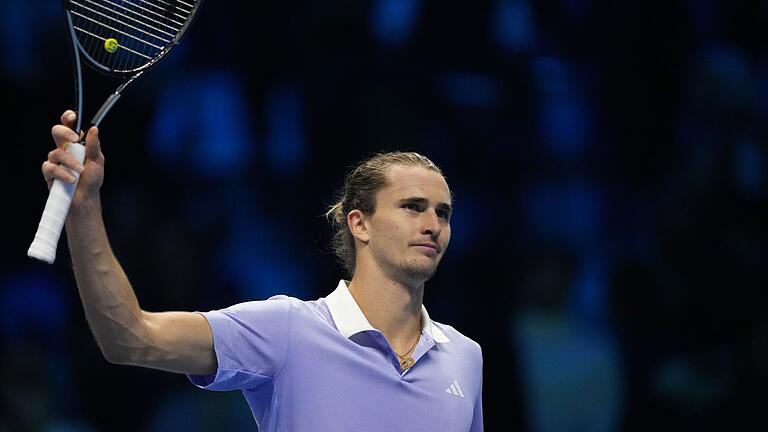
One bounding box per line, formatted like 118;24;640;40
401;256;439;285
370;240;441;287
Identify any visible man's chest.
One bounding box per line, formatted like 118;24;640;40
274;338;477;431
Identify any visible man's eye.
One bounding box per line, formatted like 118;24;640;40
438;211;450;220
403;203;420;211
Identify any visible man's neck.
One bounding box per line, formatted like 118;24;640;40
346;265;424;350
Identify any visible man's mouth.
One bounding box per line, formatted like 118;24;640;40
411;242;439;254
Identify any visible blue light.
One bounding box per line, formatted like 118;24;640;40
1;1;33;79
0;272;68;345
531;57;591;156
149;71;255;180
371;0;422;47
539;95;589;156
436;72;502;108
520;178;602;251
215;199;311;301
492;0;536;53
265;83;307;176
733;138;765;196
532;57;568;95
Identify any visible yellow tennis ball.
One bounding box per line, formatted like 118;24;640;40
104;38;119;54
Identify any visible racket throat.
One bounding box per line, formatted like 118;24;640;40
90;92;122;128
89;73;142;128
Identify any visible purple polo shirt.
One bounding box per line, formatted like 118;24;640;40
188;280;483;431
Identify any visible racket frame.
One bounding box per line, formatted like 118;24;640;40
64;0;204;130
28;0;203;263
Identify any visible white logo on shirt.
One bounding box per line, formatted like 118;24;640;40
445;380;465;398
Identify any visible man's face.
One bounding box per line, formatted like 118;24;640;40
363;165;452;285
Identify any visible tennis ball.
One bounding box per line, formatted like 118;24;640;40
104;38;119;54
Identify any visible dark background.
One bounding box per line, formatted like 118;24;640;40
2;0;767;431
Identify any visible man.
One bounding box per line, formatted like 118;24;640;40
43;110;484;431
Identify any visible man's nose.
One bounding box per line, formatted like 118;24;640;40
421;209;441;237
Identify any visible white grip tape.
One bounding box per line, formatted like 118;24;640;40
28;143;86;264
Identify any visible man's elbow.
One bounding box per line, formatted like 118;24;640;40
97;317;155;366
99;342;147;366
100;345;130;365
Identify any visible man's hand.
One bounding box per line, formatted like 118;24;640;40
42;110;105;206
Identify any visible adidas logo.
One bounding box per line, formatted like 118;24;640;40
445;380;465;398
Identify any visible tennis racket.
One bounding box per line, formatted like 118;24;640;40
28;0;203;264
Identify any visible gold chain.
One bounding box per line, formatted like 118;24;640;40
395;334;420;359
394;316;422;370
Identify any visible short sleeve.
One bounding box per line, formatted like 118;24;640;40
188;295;293;391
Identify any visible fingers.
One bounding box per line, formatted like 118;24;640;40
60;110;77;130
42;160;78;184
84;126;102;161
48;147;85;173
52;124;81;149
43;111;103;189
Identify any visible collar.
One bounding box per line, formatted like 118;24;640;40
325;280;451;343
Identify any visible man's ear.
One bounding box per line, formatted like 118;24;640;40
347;209;370;243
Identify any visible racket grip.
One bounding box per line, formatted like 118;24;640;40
28;143;86;264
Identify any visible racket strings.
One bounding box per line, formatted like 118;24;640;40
68;0;199;72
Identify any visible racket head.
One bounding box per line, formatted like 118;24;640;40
64;0;203;77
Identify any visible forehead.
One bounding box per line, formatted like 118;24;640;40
378;165;452;203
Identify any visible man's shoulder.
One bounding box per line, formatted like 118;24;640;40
267;294;335;324
217;294;326;319
431;320;483;358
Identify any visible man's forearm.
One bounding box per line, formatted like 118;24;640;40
65;197;149;363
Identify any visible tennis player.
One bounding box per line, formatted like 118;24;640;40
43;110;484;431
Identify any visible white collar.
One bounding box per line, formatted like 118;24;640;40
325;280;451;343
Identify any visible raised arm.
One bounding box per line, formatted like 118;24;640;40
43;110;216;376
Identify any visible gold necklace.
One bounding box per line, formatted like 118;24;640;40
394;317;422;371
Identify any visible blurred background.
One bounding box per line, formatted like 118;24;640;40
2;0;767;430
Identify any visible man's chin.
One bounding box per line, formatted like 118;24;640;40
402;261;439;283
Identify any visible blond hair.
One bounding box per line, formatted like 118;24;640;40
326;151;445;276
